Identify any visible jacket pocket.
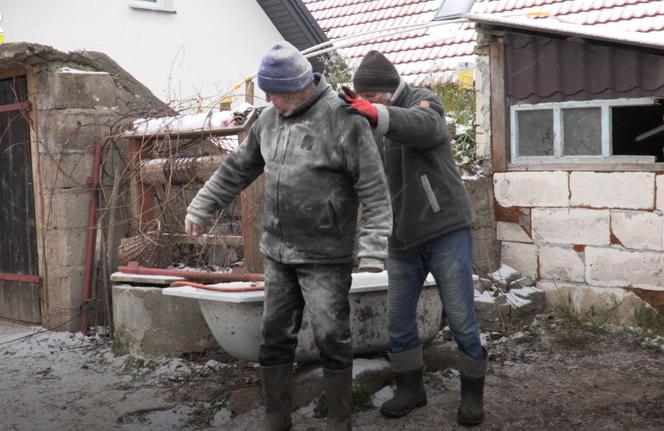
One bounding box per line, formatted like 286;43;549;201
316;199;341;237
420;174;441;214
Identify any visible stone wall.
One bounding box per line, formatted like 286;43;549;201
473;33;661;315
464;175;500;275
494;170;664;315
0;43;172;331
34;67;120;330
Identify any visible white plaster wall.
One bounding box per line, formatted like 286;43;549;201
0;0;283;102
539;245;585;283
657;175;664;210
496;221;532;243
531;208;610;246
586;247;664;290
570;172;655;210
494;171;569;208
611;210;664;251
537;281;650;324
500;241;538;279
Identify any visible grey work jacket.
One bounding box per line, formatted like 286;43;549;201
187;75;392;268
373;81;473;250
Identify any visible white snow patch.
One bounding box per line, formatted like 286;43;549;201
128;102;254;136
510;286;543;300
211;407;233;426
504;293;532;308
58;67;109;75
372;386;394;408
462;172;481;181
352;358;390;378
490;264;521;285
475;290;498;304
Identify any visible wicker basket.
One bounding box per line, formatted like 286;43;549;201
117;220;173;268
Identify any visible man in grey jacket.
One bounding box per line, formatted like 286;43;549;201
185;42;392;431
340;51;487;426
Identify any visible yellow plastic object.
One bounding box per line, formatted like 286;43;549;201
527;10;551;19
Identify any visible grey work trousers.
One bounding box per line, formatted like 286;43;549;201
259;256;353;370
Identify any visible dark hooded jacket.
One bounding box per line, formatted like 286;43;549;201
372;81;472;250
186;75;392;268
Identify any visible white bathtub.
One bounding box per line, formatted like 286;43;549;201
162;271;442;362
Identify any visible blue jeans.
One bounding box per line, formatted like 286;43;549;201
387;228;484;360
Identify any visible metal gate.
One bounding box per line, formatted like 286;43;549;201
0;74;40;323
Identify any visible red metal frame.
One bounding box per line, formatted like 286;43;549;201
170;280;264;292
80;140;103;332
0;272;40;284
118;262;265;283
0;101;30;113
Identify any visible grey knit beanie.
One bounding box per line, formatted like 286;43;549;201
353;50;400;93
257;41;314;93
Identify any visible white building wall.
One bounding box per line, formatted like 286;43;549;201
0;0;283;103
495;170;664;304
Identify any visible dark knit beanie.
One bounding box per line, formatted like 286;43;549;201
353;50;400;93
257;41;314;93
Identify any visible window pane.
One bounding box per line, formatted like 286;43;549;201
563;108;601;155
517;110;554;156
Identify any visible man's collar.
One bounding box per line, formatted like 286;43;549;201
390;79;407;105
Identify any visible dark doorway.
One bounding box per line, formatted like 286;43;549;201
0;74;40;323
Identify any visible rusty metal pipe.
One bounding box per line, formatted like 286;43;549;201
80;140;103;332
118;263;265;283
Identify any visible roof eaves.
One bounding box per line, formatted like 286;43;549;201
257;0;329;49
467;12;664;52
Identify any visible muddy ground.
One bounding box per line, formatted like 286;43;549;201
1;315;663;431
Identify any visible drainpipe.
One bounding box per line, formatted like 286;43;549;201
80;140;103;333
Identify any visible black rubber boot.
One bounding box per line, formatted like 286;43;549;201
380;346;427;418
456;348;488;426
324;367;353;431
261;363;294;431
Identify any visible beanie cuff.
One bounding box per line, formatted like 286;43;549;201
353;81;399;94
258;69;314;94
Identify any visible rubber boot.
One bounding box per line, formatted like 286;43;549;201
456;348;488;426
261;363;294;431
380;345;427;418
324;367;353;431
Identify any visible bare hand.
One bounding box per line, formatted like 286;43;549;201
185;219;204;237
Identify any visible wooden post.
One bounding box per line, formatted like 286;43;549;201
128;138;156;232
490;37;509;172
240;78;263;273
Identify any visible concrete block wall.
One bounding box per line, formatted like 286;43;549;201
36;66;120;331
494;171;664;314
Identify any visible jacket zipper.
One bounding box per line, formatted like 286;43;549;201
275;126;291;260
382;139;399;240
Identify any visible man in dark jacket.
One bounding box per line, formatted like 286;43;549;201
340;51;487;426
186;42;392;431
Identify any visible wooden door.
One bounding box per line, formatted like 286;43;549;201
0;74;40;323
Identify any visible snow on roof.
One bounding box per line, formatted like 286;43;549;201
302;0;664;84
122;103;255;138
467;11;664;51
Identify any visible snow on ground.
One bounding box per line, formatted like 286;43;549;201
0;320;223;431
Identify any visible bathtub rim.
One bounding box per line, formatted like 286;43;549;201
163;271;436;303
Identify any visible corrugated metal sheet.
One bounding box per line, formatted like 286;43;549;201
505;32;664;104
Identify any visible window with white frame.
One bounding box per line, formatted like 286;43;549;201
128;0;175;13
511;98;664;163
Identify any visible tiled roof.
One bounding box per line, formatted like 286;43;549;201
302;0;664;84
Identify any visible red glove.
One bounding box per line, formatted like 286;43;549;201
338;86;378;127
